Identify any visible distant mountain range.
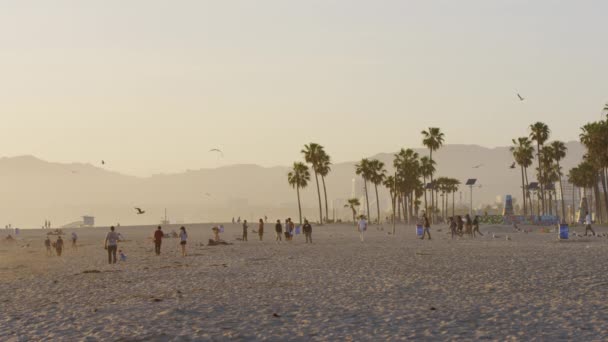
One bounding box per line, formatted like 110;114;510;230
0;142;586;228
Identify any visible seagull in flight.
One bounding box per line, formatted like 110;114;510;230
509;162;516;169
134;207;146;215
209;149;224;157
472;164;483;169
517;93;525;101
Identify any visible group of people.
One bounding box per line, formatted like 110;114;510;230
448;214;483;239
44;232;78;256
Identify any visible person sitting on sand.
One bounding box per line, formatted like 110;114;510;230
154;226;164;256
242;220;248;241
585;211;595;236
358;216;368;242
55;236;64;256
44;237;52;256
472;216;483;237
208;226;231;246
258;219;264;241
119;249;127;262
179;226;188;257
303;219;312;244
104;226;120;264
421;214;431;240
275;220;283;243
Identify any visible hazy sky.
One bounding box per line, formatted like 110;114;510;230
1;1;607;176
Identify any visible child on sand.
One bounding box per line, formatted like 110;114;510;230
119;250;127;262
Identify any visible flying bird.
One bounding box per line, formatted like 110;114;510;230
509;162;516;169
134;207;146;215
472;164;483;169
209;149;224;157
517;93;525;101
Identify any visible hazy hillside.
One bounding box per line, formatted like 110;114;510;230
0;142;586;228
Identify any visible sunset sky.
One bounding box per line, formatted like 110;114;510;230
2;0;607;176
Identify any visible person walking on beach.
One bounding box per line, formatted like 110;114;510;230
286;218;295;241
275;220;283;243
44;236;52;256
179;226;188;257
154;226;164;255
258;219;264;241
585;211;595;236
242;220;248;241
303;219;312;243
71;231;78;249
457;215;464;235
472;215;483;237
358;216;368;242
55;236;64;256
449;217;458;239
105;226;119;264
464;214;473;236
421;214;431;240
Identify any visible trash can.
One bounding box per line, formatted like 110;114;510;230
416;224;423;238
559;224;569;240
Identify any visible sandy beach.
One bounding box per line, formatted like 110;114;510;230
2;223;608;341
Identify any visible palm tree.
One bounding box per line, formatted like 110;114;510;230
529;122;550;215
287;162;310;225
344;198;361;226
369;159;387;224
511;137;534;216
421;127;445;223
580;120;608;221
419;156;435;217
393;148;420;223
355;159;373;220
549;140;567;221
568;161;599;221
302;143;324;224
317;151;332;222
383;175;397;224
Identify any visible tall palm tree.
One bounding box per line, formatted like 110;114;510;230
287;162;310;225
393;148;420;223
383;175;397;224
529;122;550;215
580;120;608;221
421;127;445;223
511;137;534;215
355;158;373;220
369;159;387;224
419;156;435;217
549;140;567;221
317;151;332;222
302;143;324;224
344;198;361;226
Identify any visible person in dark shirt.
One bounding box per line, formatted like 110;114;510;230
55;236;64;256
275;220;283;243
303;220;312;244
154;226;164;255
258;219;264;241
242;220;248;241
472;215;483;237
421;214;431;240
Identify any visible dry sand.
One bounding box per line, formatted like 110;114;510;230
1;222;608;341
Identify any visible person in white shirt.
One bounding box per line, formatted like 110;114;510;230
104;226;120;264
584;211;595;236
179;226;188;257
358;216;368;242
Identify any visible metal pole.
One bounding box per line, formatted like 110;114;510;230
392;171;396;235
469;185;473;216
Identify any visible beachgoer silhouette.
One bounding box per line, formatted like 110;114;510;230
303;219;312;243
421;214;431;240
179;226;188;257
154;226;164;255
104;226;119;264
472;216;483;237
258;219;264;241
55;236;64;256
585;211;595;236
44;237;52;256
275;220;283;242
358;216;368;242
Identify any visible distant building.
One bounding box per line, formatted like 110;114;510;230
82;216;95;227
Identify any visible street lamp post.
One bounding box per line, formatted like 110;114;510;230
466;179;477;216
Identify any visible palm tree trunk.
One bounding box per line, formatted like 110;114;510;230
364;180;370;220
296;186;303;225
557;161;565;222
537;143;545;215
520;165;527;215
374;183;381;225
524;167;532;217
595;175;603;224
403;194;407;224
452;191;455;217
321;175;329;223
313;171;323;224
351;208;356;226
430;149;434;224
601;168;608;221
397;196;402;222
423;176;428;218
